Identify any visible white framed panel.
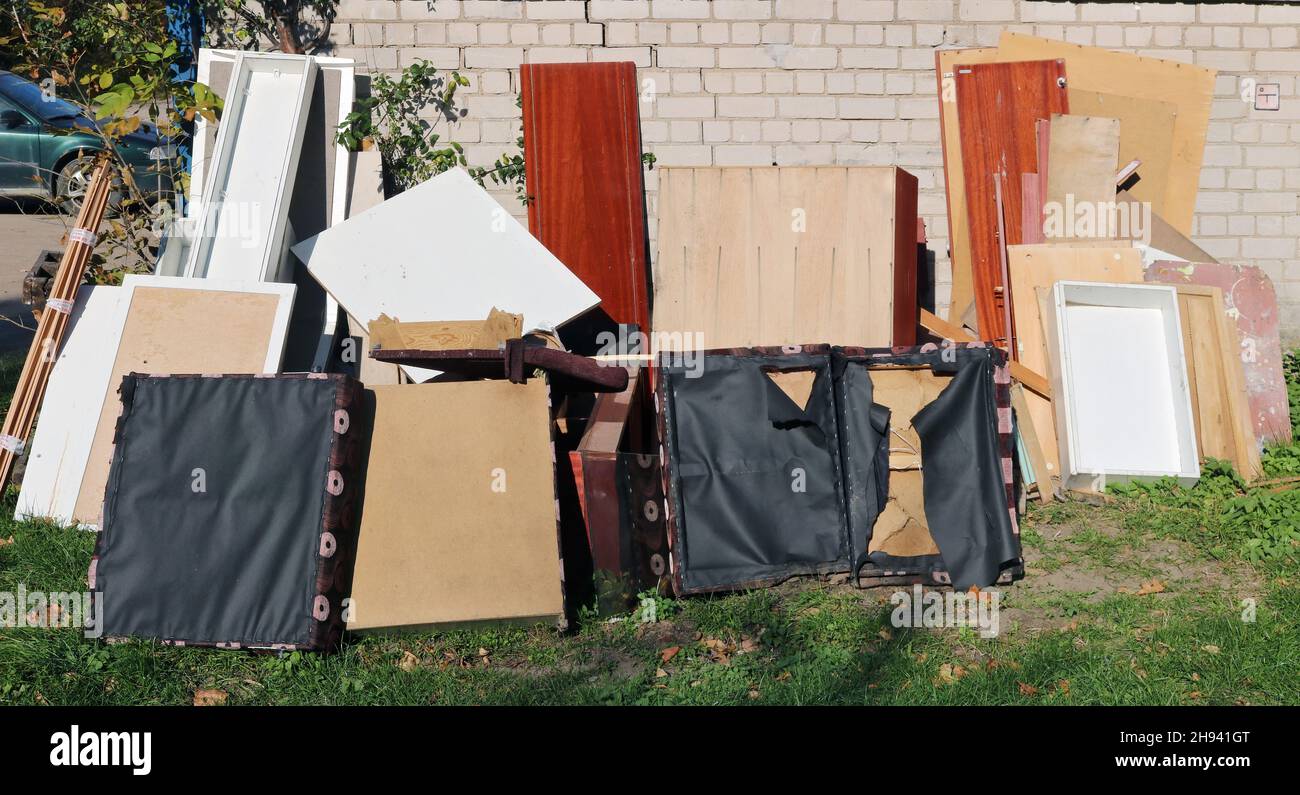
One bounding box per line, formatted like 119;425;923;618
183;53;317;283
1045;281;1200;490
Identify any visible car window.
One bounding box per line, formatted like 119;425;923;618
0;93;36;127
0;73;87;122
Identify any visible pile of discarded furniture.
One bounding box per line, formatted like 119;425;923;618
1;36;1286;652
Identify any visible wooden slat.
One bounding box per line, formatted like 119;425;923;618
998;32;1216;236
1006;245;1144;474
521;61;651;331
1011;383;1056;501
955;58;1069;343
0;159;112;488
652;166;916;349
918;309;1051;398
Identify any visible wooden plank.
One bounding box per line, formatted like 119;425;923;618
1011;383;1056;501
918;308;1051;398
292;167;600;383
1006;245;1144;474
954;58;1069;343
1044;113;1120;238
1115;190;1218;263
347;380;564;632
935;47;1004;321
1147;260;1289;444
652;166;916;349
1068;88;1177;217
522;62;651;331
998;32;1216;236
368;307;522;352
66;277;296;527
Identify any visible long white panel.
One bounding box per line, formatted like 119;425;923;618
183;53;317;283
16;287;126;523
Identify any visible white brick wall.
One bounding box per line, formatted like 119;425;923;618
330;0;1300;341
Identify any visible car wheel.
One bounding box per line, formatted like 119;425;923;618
55;154;122;217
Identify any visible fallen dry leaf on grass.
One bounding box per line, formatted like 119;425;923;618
1202;644;1221;655
0;536;13;548
747;689;760;700
655;667;668;679
193;689;228;706
660;646;680;663
1136;579;1167;596
1017;682;1038;697
934;663;967;686
399;651;419;672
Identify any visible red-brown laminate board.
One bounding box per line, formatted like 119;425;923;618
522;61;650;332
954;59;1068;343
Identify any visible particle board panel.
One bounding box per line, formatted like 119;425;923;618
16;287;125;523
935;47;1004;322
1006;244;1144;475
347;380;565;631
1147;260;1289;444
69;277;296;527
292;167;600;383
1167;285;1261;481
998;33;1216;236
954;59;1069;343
652;166;917;350
1044;113;1120;238
522;61;650;331
1067;89;1177;217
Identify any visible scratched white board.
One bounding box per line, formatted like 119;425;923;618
292;167;600;382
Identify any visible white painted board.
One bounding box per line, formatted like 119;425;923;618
292;167;601;382
1046;281;1200;490
184;53;316;283
15;276;296;527
16;287;126;523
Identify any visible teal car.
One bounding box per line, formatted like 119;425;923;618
0;70;178;212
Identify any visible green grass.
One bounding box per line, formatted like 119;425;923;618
0;348;1298;705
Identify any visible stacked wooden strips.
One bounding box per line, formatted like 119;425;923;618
0;159;112;487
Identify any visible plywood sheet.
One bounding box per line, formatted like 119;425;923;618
954;59;1069;342
1068;89;1177;216
1044;113;1120;236
293;167;599;382
1169;285;1261;481
522;62;650;331
935;47;1004;322
1006;245;1143;474
653;166;917;349
347;380;564;631
1147;260;1289;444
998;33;1216;235
69;277;295;526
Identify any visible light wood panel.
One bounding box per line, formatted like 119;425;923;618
1067;89;1178;217
1044;113;1120;237
653;166;917;349
998;33;1216;236
1171;285;1261;481
347;380;564;631
1006;245;1144;475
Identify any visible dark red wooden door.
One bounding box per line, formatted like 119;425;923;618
522;62;650;332
955;59;1068;343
